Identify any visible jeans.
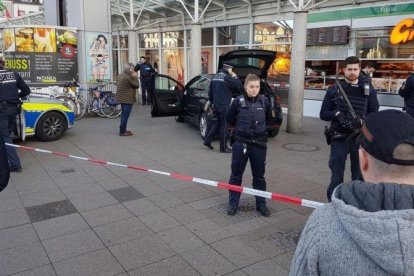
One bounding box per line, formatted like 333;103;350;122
327;139;360;201
119;103;133;134
141;78;152;105
228;140;267;207
0;106;21;169
204;105;228;151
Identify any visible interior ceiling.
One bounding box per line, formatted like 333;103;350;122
110;0;399;30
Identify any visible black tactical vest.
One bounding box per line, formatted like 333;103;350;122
236;95;267;135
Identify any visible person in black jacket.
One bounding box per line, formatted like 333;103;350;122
0;135;10;192
399;60;414;117
203;62;242;152
134;56;156;105
320;56;379;201
225;74;278;217
0;60;30;172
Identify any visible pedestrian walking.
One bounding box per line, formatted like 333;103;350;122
115;62;139;136
225;74;278;217
321;56;379;201
398;59;414;117
134;56;156;105
0;59;30;172
290;109;414;276
203;62;242;152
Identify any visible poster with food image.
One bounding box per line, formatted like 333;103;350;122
3;29;15;52
15;27;34;52
34;28;57;52
56;29;77;51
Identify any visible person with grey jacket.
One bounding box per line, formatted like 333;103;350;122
290;109;414;276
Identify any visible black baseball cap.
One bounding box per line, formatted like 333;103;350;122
360;110;414;165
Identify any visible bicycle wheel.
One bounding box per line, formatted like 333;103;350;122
75;97;87;120
100;98;119;118
90;98;105;117
56;96;77;114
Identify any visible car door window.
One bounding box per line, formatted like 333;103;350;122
154;76;183;94
195;77;210;90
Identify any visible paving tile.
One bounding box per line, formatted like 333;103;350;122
42;229;105;262
242;259;289;276
189;195;228;210
131;181;166;196
109;235;176;271
0;195;23;213
14;179;57;194
139;210;181;233
97;176;130;190
33;213;90;240
25;200;78;223
0;181;18;199
148;192;185;209
0;224;38;251
240;237;287;259
158;226;205;254
108;186;144;203
13;264;56;276
0;242;49;275
93;217;152;247
123;197;161;216
53;249;125;276
272;252;295;271
19;187;67;207
211;237;266;268
172;185;217;203
80;204;133;227
180;245;237;276
59;181;106;198
165;204;205;224
186;218;233;243
225;218;269;236
69;191;118;211
0;208;30;229
128;255;200;276
224;271;248;276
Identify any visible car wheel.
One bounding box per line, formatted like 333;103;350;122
199;113;208;139
35;112;67;141
175;115;185;122
267;128;280;138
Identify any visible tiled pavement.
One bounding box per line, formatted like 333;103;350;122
0;106;338;275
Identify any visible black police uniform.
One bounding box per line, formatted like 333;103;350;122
226;94;276;215
134;62;155;105
401;73;414;117
0;135;9;192
320;79;379;201
0;68;30;171
203;68;242;152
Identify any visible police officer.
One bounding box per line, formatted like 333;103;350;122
203;62;242;152
0;60;31;172
320;56;379;201
226;74;277;217
399;60;414;117
359;62;376;84
134;56;156;105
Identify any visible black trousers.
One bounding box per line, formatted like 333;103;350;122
228;140;267;207
204;105;228;151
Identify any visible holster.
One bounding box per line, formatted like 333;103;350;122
324;126;347;145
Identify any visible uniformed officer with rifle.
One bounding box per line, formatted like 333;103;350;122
320;56;379;201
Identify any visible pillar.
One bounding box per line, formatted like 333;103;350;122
190;23;202;79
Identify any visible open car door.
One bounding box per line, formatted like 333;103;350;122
151;74;185;117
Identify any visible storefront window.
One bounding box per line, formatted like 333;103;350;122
202;28;213;46
162;31;184;48
201;47;213;73
120;35;128;49
162;49;185;84
139;33;160;49
112;50;118;79
356;28;414;59
306;45;348;60
217;25;249;45
254;22;292;44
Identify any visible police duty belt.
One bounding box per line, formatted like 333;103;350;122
235;135;267;149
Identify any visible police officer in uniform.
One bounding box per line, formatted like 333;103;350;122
320;56;379;201
203;62;242;152
0;60;31;172
134;56;156;105
226;74;278;217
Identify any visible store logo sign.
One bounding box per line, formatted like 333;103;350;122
380;5;397;14
390;18;414;45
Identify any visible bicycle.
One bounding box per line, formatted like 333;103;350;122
52;81;86;120
83;81;121;119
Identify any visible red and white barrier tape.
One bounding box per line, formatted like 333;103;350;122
6;143;324;209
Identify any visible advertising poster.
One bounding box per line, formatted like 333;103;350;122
85;32;111;82
3;26;78;86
